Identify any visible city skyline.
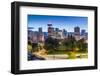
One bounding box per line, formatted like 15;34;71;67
28;15;88;32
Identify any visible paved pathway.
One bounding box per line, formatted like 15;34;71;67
44;54;69;60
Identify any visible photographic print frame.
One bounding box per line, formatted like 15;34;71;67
11;1;98;74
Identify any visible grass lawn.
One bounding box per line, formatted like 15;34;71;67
47;46;88;59
47;44;88;55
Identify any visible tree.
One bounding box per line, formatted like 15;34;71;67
44;37;59;52
64;36;77;51
44;37;59;59
32;43;38;52
77;38;87;52
28;41;32;53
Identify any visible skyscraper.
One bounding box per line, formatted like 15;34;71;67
38;27;44;42
74;26;80;35
58;30;63;39
32;31;38;43
48;24;54;36
63;29;67;38
81;29;86;35
55;28;59;32
74;26;80;41
39;27;42;33
38;34;44;42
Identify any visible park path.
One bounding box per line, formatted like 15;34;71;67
44;54;69;60
32;46;88;60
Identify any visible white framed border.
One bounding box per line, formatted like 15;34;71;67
20;6;95;70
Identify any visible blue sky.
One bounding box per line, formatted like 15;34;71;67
28;15;88;32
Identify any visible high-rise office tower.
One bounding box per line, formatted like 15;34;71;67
74;26;80;40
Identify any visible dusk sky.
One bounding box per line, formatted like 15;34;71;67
28;15;88;32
